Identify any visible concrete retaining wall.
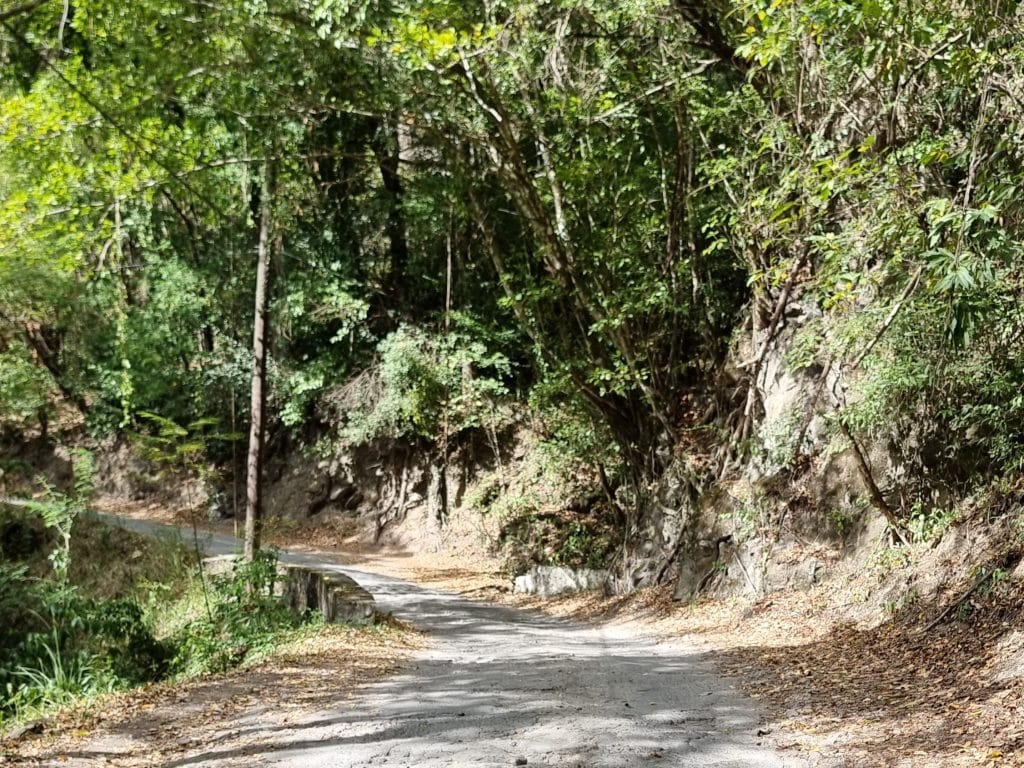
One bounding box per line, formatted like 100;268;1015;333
513;565;609;597
202;555;376;625
280;565;376;625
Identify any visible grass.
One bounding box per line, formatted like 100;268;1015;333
0;509;316;728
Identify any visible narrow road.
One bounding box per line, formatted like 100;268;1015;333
106;515;807;768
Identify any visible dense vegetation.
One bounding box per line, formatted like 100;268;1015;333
3;2;1024;572
0;452;312;722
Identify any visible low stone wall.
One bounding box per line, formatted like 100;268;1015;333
513;565;609;597
202;555;376;625
280;565;376;625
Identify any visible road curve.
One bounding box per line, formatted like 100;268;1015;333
104;514;807;768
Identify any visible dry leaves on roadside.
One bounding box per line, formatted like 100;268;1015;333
3;624;425;768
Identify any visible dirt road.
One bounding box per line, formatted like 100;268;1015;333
102;516;808;768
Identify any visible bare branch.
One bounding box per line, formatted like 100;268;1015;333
850;265;923;371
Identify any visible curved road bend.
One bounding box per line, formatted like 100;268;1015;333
105;514;808;768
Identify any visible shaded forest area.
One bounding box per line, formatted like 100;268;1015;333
3;1;1024;593
4;6;1024;763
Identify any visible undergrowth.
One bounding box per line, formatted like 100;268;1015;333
158;551;309;678
0;452;315;727
1;526;315;726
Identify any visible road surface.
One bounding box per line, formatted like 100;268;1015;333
104;514;808;768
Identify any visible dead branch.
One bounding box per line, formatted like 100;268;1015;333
737;247;810;445
838;420;909;546
922;547;1020;632
850;266;923;371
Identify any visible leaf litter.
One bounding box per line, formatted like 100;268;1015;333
36;497;1024;768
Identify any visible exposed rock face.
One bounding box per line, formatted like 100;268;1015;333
672;534;730;603
93;438;213;512
262;437;492;546
200;554;240;577
662;300;876;602
513;565;609;597
90;295;897;604
745;301;833;481
607;462;706;595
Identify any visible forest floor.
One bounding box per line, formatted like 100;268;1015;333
7;498;1023;767
2;624;423;767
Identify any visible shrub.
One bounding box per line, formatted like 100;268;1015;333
335;319;512;445
0;340;53;435
0;572;169;719
0;452;168;719
165;550;305;677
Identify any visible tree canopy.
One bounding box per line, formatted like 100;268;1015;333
4;0;1024;548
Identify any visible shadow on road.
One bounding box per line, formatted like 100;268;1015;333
63;514;804;768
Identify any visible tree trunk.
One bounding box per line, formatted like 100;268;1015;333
244;162;276;562
23;324;88;415
372;114;409;307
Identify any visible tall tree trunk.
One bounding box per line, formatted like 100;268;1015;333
372;114;409;307
244;162;276;562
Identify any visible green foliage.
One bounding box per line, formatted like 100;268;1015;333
0;562;41;682
717;0;1024;512
0;565;169;719
266;273;375;431
164;551;303;677
371;0;749;472
871;546;913;582
133;411;241;473
9;638;107;714
339;320;512;445
732;492;770;539
0;340;53;433
499;512;614;576
0;454;173;719
527;377;620;471
828;507;857;538
18;448;94;584
0;533;304;719
841;293;1024;488
786;322;824;374
550;520;614;571
4;0;1024;577
470;480;543;527
906;502;957;544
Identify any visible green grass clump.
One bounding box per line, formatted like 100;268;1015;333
155;550;310;678
0;506;310;727
0;560;172;723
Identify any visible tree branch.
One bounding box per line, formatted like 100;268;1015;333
0;0;45;23
737;247;810;445
838;419;909;546
850;265;923;371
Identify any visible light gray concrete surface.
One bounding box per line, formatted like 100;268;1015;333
102;514;807;768
513;564;610;596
